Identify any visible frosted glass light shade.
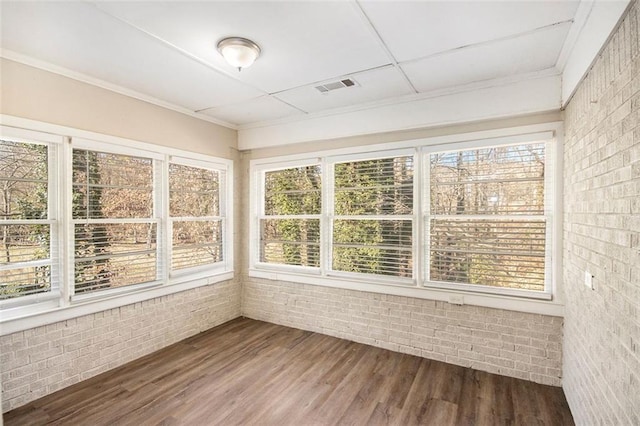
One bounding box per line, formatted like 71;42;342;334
217;37;261;70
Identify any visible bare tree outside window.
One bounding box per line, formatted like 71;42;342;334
0;140;51;299
429;143;547;291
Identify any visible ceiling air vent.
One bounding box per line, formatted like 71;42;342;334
315;78;357;93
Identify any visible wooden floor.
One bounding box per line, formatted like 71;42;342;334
4;317;574;426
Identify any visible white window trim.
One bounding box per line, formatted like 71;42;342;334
421;137;553;300
327;149;416;282
249;122;564;317
0;115;234;335
251;159;322;272
168;158;229;278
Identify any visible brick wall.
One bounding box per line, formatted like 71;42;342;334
0;279;241;412
242;277;563;386
562;2;640;425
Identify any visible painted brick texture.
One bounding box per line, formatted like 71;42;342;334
0;279;241;412
242;277;563;386
562;2;640;425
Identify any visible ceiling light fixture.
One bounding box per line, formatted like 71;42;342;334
217;37;261;71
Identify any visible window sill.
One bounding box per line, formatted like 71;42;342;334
0;270;234;336
248;268;564;317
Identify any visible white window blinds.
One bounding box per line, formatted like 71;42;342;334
260;165;321;268
169;163;223;271
72;149;158;294
428;143;547;291
332;155;414;278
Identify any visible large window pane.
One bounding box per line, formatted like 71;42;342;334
260;219;320;267
429;219;546;291
169;164;219;217
73;150;153;219
430;144;545;215
0;141;48;218
74;223;157;294
333;219;412;277
265;166;321;215
172;220;222;270
335;157;413;215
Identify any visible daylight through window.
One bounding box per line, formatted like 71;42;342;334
252;136;555;299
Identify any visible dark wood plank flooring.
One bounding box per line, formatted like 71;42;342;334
4;317;574;425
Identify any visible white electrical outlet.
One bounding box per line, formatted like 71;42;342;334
448;295;464;305
584;271;594;290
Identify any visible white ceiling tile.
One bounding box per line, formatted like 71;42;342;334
402;23;570;93
360;0;580;62
199;96;304;125
0;2;263;111
275;66;414;113
93;1;392;94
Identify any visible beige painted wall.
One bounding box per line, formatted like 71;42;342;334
0;59;242;414
0;58;236;158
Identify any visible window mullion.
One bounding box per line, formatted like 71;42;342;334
61;137;73;304
158;157;169;284
423;149;431;284
322;160;334;276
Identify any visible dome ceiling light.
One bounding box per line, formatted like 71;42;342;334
217;37;261;71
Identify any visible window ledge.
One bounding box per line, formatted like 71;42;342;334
248;269;564;317
0;271;234;336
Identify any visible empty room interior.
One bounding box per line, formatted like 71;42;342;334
0;0;638;425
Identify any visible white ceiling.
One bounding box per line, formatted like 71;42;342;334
0;1;623;139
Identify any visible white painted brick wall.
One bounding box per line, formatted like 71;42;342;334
563;1;640;425
0;279;241;413
241;277;564;386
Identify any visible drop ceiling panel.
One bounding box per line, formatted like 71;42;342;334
402;23;571;93
275;66;414;113
0;1;263;111
93;1;392;94
360;0;580;62
199;96;304;125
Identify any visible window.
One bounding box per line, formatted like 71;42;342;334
331;154;414;279
427;143;548;293
0;122;233;324
259;164;321;269
169;160;224;272
72;148;158;295
1;132;58;303
251;129;558;306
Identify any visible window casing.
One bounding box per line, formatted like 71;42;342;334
169;158;226;274
72;146;160;297
251;130;559;308
328;151;415;282
1;129;61;308
0;124;233;325
257;161;322;272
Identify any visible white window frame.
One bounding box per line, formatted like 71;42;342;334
249;123;563;316
70;138;164;302
0;126;63;313
325;149;417;285
252;158;322;275
168;155;231;281
0;116;234;335
422;137;554;300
